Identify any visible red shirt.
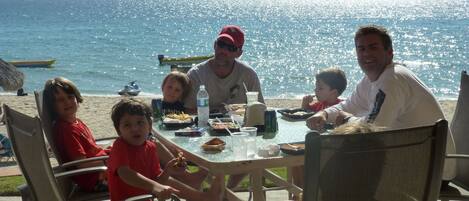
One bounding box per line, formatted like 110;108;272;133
308;98;342;112
107;138;162;201
54;119;107;192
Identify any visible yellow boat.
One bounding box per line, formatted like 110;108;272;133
158;55;213;66
8;59;55;68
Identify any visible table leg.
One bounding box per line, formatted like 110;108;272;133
251;169;265;201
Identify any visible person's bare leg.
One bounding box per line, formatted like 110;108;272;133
291;165;304;201
291;165;304;188
164;174;223;201
226;173;247;189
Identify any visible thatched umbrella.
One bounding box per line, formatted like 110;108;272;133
0;58;24;91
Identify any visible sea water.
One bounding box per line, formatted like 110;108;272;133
1;0;468;99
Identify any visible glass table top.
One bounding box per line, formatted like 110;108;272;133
152;113;312;163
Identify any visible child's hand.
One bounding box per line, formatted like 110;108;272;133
151;184;180;200
165;158;187;175
302;95;315;110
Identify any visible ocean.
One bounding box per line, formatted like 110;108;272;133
1;0;468;99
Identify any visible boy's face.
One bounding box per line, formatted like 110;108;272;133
314;79;338;102
118;113;151;146
162;78;183;103
54;88;78;120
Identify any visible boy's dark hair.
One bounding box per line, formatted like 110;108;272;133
43;77;83;121
111;98;152;134
316;67;347;95
355;24;393;50
161;71;190;100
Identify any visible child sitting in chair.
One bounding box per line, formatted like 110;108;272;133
301;67;347;112
160;71;191;114
43;77;109;192
107;98;223;201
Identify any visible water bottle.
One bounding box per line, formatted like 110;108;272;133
197;85;210;127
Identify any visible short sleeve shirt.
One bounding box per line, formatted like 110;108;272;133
107;138;162;201
308;98;342;112
54;119;107;191
183;59;264;112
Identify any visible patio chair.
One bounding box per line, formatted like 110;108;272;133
440;70;469;200
3;104;108;201
303;119;448;201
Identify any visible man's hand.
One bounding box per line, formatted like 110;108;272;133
151;184;179;200
301;95;315;110
335;111;354;126
306;111;327;130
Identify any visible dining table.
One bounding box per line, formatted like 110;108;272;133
152;111;313;201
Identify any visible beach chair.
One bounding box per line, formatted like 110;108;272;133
440;70;469;200
303;120;448;201
3;104;109;201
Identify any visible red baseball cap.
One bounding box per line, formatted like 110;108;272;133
217;25;245;49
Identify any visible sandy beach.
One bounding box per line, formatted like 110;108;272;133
0;94;457;139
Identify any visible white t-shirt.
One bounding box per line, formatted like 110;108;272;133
324;63;456;180
184;59;264;112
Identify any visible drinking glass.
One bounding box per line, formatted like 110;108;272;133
231;132;249;160
240;127;257;158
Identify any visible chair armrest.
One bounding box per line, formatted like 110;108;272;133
57;156;109;169
96;136;118;142
446;154;469;159
124;194;181;201
54;166;107;178
124;194;154;201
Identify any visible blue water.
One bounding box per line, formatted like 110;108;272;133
1;0;468;98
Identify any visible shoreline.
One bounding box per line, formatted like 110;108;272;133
0;94;457;139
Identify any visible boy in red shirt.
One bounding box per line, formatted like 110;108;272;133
291;67;348;197
108;98;222;201
301;67;347;112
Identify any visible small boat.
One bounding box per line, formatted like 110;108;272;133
8;59;55;68
118;81;141;96
158;54;213;66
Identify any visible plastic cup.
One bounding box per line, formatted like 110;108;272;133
246;91;259;104
231;132;249;160
240;127;257;158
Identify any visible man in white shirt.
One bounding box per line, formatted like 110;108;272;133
306;25;456;184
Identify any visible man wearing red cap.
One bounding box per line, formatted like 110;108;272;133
184;25;264;113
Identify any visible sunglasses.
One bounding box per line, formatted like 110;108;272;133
216;40;238;52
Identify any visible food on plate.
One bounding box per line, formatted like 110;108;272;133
173;152;188;168
279;143;306;155
292;111;308;116
201;138;226;152
226;104;246;116
211;122;239;130
280;143;305;150
163;113;192;123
